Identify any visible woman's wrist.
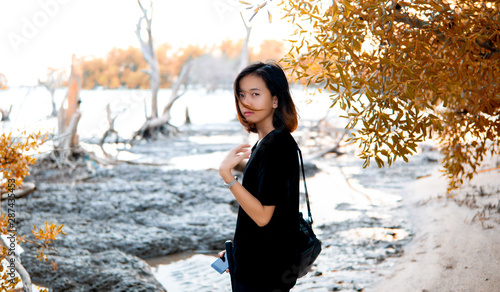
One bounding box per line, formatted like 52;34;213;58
219;169;234;183
224;176;238;189
221;174;235;184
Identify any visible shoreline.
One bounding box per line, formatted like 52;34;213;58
369;164;500;291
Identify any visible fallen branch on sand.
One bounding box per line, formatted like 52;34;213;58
0;182;36;201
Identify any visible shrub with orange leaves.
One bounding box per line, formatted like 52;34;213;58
0;130;48;192
279;0;500;190
32;222;66;264
0;215;63;290
0;130;63;290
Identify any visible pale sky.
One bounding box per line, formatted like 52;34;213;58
0;0;294;86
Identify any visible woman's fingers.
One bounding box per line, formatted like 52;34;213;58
232;144;251;155
235;143;251;150
218;250;230;273
235;144;252;159
219;144;251;179
222;145;251;167
236;149;251;161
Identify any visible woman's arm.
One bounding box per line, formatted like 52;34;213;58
219;144;275;227
225;179;276;227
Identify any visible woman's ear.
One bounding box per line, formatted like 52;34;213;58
272;96;278;109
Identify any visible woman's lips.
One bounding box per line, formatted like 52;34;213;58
244;111;254;116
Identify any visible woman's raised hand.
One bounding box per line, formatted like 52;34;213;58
219;144;251;182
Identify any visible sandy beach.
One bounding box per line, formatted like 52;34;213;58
370;160;500;292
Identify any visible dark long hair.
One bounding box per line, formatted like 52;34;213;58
234;61;298;133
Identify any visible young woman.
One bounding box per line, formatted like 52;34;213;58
219;61;301;292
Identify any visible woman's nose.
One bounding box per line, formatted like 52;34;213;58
240;97;251;107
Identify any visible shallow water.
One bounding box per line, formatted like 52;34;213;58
147;253;232;292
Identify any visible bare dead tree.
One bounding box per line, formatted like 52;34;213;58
100;103;120;157
136;0;160;119
39;68;65;117
238;12;252;72
56;55;83;164
131;60;193;141
132;0;196;141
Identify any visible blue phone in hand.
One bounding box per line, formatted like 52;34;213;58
211;252;228;274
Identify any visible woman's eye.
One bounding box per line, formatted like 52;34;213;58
253;93;259;96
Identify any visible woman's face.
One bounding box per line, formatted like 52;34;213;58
237;74;278;130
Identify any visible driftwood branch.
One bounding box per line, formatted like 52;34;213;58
307;128;349;160
318;128;349;157
1;182;36;201
0;237;32;292
100;104;120;157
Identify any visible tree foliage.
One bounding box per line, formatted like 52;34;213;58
80;40;286;90
81;46;150;90
280;0;500;190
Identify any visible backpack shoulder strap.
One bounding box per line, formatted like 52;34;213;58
297;147;313;224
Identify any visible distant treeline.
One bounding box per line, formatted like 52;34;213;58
81;39;285;90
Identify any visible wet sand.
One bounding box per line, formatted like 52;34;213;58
369;162;500;292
